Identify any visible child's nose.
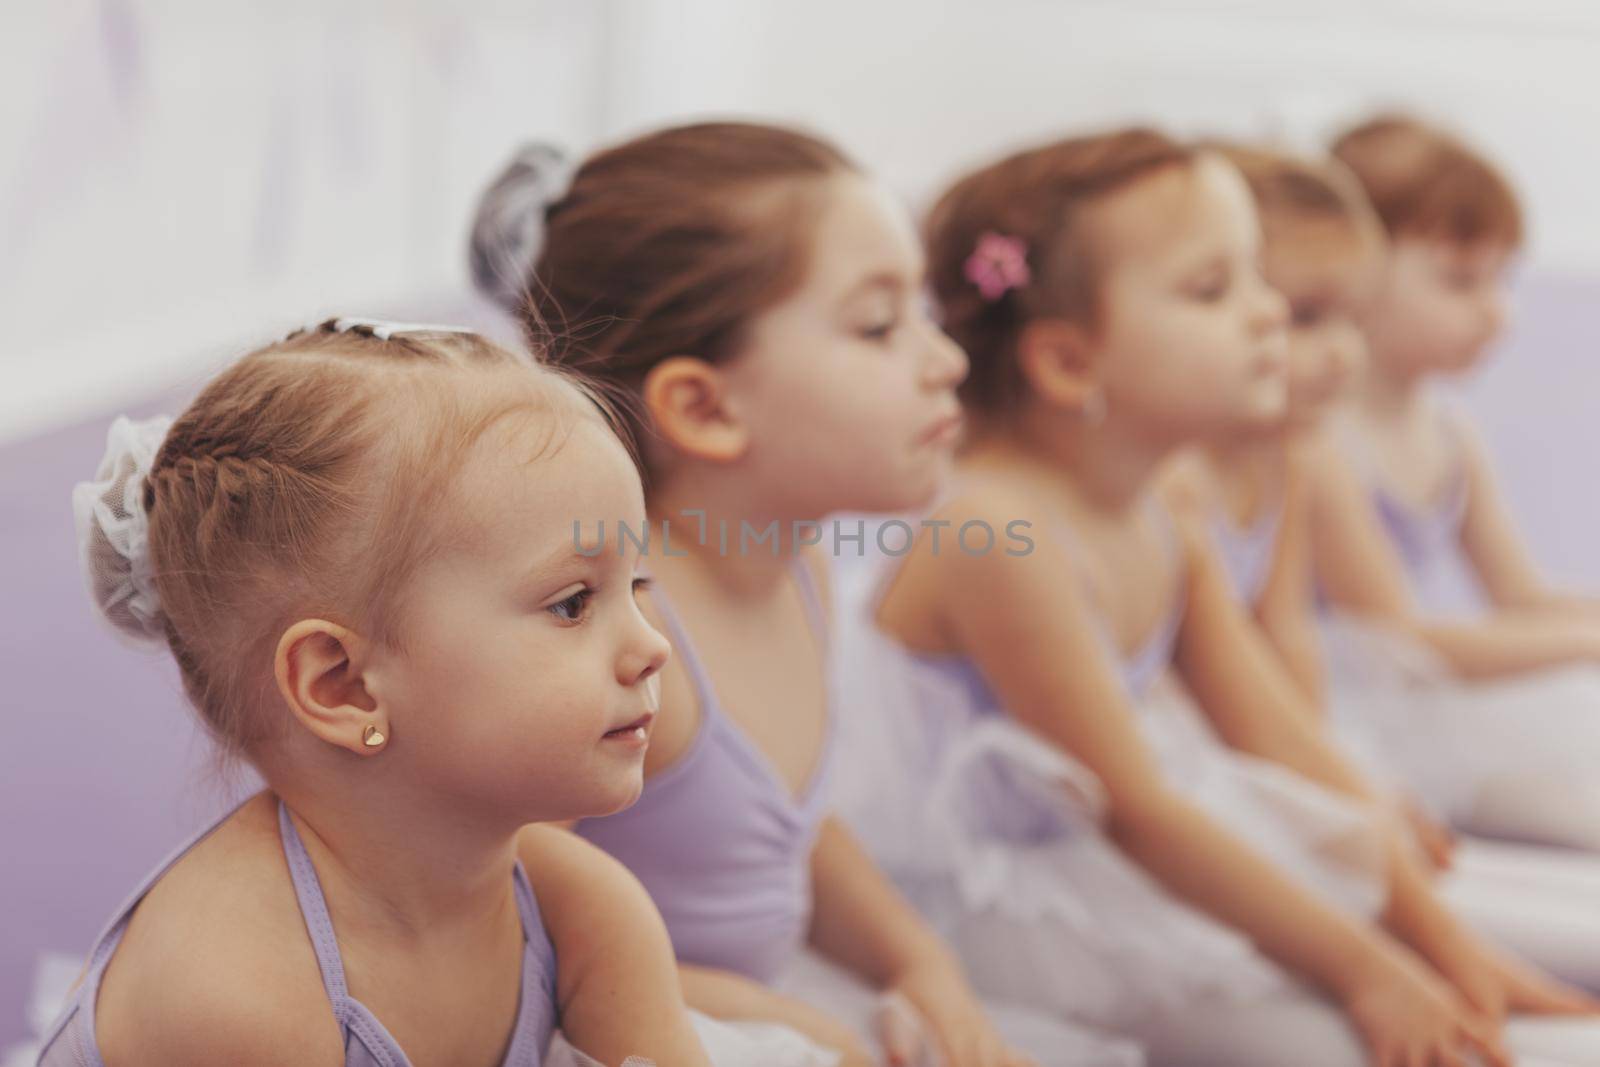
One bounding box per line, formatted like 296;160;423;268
1254;281;1290;335
619;615;671;689
924;325;970;390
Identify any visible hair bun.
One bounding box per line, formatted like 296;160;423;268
468;142;571;315
71;414;174;645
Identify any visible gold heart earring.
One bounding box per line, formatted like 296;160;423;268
362;724;387;749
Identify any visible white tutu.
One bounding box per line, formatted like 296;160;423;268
775;949;1144;1067
1135;675;1390;921
831;568;1390;1032
1322;611;1600;848
545;1010;842;1067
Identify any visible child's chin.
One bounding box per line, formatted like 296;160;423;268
869;466;947;514
606;773;649;815
1436;350;1487;375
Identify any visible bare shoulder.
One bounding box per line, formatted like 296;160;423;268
883;476;1048;619
515;825;671;997
516;820;633;892
96;793;340;1066
927;475;1045;561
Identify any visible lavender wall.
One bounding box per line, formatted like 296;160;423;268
0;385;253;1046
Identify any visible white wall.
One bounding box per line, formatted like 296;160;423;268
0;0;610;443
7;0;1600;444
601;0;1600;267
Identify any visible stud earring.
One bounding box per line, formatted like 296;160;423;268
362;724;387;748
1082;389;1107;425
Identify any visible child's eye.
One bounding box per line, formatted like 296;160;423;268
1291;301;1325;328
1187;269;1230;302
548;588;594;624
632;576;653;597
859;318;901;342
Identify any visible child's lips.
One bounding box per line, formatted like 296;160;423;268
602;711;655;744
918;411;965;447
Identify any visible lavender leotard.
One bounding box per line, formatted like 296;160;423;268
38;798;558;1067
1356;407;1475;606
1371;467;1470;579
1212;500;1285;608
575;556;836;985
890;505;1186;846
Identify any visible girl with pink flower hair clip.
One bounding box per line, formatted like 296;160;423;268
964;232;1033;302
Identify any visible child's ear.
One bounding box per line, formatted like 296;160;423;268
640;357;748;463
274;620;388;756
1017;318;1102;414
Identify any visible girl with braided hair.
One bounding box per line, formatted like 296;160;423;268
43;318;719;1066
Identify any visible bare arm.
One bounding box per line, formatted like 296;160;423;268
1176;510;1520;968
1175;508;1380;802
1252;444;1329;706
807;815;960;986
1156;448;1325;707
520;825;712;1066
926;490;1518;1067
1306;432;1600;677
930;488;1398;1001
803;553;1029;1067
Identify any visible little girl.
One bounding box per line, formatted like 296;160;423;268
472;122;1139;1067
42;319;712;1066
838;128;1600;1067
1157;143;1452;855
1161;140;1600;1007
1299;115;1600;850
1326;115;1600;626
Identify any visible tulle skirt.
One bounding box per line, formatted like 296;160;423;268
1322;611;1600;849
546;1011;842;1067
545;949;1146;1066
776;950;1144;1067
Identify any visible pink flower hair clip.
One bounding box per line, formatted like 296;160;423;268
964;231;1031;301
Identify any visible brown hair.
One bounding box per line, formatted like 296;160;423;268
1210;142;1385;254
925;128;1195;417
1330;115;1522;248
517;122;856;472
129;322;605;758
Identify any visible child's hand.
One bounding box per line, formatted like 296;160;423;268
1398;796;1456;872
1342;945;1510;1067
1494;946;1600;1016
828;1033;881;1067
1429;925;1600;1021
884;959;1037;1067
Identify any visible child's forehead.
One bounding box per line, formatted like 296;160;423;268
451;413;641;548
1270;216;1377;267
1417;236;1514;271
1089;162;1248;277
807;174;920;292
